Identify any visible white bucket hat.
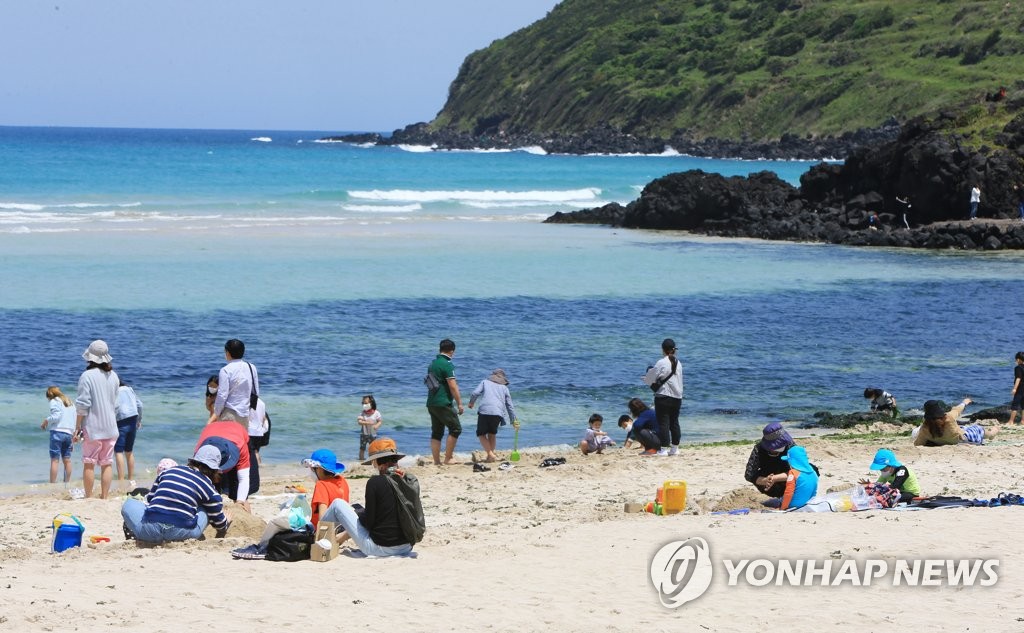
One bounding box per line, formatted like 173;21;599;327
82;340;112;364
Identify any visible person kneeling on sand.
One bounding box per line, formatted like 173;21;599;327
579;413;615;455
744;422;812;507
121;444;233;544
859;448;920;503
627;398;662;455
913;398;998;446
320;438;417;558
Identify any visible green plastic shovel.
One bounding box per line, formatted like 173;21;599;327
509;423;521;462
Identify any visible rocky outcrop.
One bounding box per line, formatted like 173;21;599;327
321;121;900;160
546;111;1024;250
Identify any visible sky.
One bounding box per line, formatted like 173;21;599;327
0;1;561;132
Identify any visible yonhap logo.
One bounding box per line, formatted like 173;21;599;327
649;537;714;608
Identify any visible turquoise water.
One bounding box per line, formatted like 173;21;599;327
2;126;1022;486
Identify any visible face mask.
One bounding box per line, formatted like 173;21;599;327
208;387;218;395
362;403;372;411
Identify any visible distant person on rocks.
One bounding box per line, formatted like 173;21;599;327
969;185;981;220
913;398;998;446
114;379;143;485
1014;185;1024;221
895;195;911;229
1008;352;1024;426
863;388;899;417
426;338;463;465
209;338;259;426
642;338;684;455
468;368;518;462
868;211;880;230
626;398;662;455
75;340;120;499
41;386;77;484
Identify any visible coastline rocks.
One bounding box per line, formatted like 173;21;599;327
545;112;1024;250
321;121;900;160
803;411;910;430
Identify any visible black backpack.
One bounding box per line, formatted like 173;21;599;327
265;525;314;562
385;470;426;544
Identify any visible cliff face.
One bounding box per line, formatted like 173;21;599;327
427;0;1024;147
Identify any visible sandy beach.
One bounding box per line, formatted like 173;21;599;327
3;427;1023;632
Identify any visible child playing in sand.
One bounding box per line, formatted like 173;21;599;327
864;388;898;417
859;448;920;503
779;446;818;510
1009;352;1024;426
580;413;616;455
357;395;383;462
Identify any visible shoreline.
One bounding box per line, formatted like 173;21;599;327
4;429;1024;631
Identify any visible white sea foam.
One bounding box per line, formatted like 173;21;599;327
341;204;423;213
250;137;272;143
311;138;347;144
395;144;436;153
347;188;601;205
0;202;45;211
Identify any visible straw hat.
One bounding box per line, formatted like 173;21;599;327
361;438;405;465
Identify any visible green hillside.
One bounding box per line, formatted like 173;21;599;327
431;0;1024;143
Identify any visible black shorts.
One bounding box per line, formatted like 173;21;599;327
476;414;503;436
428;405;462;441
1012;392;1024;412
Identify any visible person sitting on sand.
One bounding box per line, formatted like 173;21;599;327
579;413;615;455
744;422;807;506
779;446;818;511
913;398;998;446
864;388;898;417
618;415;636;449
320;438;417;558
121;444;232;544
232;448;350;560
626;398;662;455
859;448;920;503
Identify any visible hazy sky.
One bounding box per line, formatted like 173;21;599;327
0;1;560;132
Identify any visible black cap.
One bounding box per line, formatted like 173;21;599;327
923;400;946;420
662;338;677;352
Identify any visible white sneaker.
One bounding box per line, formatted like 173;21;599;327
668;446;679;456
656;448;669;456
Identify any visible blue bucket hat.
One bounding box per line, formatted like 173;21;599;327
781;445;814;473
869;448;902;471
302;448;345;475
198;436;240;472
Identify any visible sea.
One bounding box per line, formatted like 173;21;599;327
1;126;1022;487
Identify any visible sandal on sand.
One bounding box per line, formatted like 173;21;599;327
539;457;566;467
498;462;514;471
231;544;266;560
473;462;491;472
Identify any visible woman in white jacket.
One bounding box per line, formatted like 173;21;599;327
468;369;519;463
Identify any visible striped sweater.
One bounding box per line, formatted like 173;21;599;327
142;466;227;529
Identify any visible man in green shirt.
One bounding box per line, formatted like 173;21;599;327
427;338;463;465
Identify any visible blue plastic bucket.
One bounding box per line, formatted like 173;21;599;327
51;514;84;553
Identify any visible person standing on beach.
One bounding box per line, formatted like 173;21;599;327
204;375;218;416
1015;185;1024;221
74;340;120;499
643;338;684;455
114;379;143;485
468;368;518;463
969;184;981;220
209;338;259;425
426;338;463;465
41;386;77;483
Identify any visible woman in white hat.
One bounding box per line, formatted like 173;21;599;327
320;438;417;558
74;340;120;499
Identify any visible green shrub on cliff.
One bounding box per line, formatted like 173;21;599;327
430;0;1024;144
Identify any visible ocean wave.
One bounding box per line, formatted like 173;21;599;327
341;203;423;213
0;202;45;211
347;188;602;204
395;144;436;153
250;137;272;143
